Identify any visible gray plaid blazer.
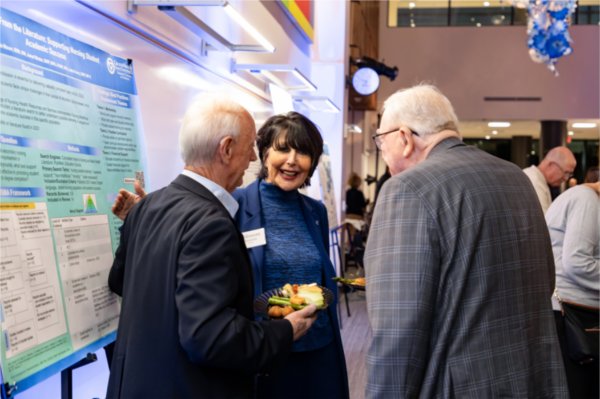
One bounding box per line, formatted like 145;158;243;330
365;137;568;398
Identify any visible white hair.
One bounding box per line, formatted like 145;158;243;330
179;95;250;166
382;84;459;137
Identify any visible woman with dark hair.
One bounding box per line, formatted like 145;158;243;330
234;111;348;399
111;111;349;398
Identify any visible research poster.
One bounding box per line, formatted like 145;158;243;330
0;8;144;393
318;144;338;229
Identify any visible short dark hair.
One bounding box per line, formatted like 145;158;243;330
584;166;599;183
256;112;323;187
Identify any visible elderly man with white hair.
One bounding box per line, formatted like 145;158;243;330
365;84;568;398
106;96;317;399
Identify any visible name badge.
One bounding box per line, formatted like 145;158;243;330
242;228;266;249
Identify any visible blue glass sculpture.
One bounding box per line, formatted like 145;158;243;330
526;0;577;75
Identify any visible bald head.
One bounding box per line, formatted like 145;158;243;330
539;146;576;187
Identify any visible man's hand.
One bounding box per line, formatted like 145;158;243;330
112;180;146;221
284;304;318;341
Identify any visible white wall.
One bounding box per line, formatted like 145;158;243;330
308;0;349;224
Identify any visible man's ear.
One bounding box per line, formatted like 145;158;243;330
218;136;234;163
400;128;415;157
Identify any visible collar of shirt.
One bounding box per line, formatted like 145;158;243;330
181;169;239;218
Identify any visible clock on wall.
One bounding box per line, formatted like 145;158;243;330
351;67;380;96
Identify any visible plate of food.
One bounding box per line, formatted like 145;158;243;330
254;283;333;319
333;276;366;291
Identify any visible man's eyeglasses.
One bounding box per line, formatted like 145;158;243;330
553;161;574;180
371;128;419;150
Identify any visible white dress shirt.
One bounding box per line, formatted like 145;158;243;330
523;165;552;213
181;169;239;218
546;184;599;309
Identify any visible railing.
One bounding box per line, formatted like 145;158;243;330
388;1;598;27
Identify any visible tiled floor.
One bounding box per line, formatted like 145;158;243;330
338;288;371;399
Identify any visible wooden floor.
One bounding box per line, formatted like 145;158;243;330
338;289;371;399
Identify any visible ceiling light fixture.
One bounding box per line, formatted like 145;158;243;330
222;4;275;52
293;96;340;113
128;0;275;53
487;121;511;128
571;122;597;128
232;63;317;92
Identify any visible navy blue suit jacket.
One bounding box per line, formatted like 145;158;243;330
233;179;349;397
107;175;293;398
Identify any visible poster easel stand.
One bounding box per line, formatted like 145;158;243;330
2;382;16;399
61;352;97;399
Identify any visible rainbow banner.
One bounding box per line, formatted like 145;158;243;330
279;0;314;42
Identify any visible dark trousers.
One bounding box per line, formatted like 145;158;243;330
554;305;599;399
256;341;347;399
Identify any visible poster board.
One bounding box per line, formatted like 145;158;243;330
0;8;144;395
318;143;338;229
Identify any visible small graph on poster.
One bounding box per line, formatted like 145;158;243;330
84;194;98;213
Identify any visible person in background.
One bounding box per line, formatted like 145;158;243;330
546;177;599;399
234;112;348;399
106;97;317;399
364;84;568;398
345;172;367;218
584;165;599;183
111;111;349;399
523;146;577;213
373;166;390;208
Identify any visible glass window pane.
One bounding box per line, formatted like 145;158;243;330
463;139;511;161
576;4;600;25
389;0;449;27
513;7;528;25
450;0;513;26
386;0;593;27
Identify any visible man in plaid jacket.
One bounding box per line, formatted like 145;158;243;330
365;84;568;398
